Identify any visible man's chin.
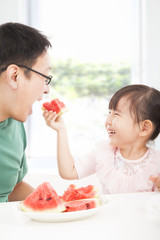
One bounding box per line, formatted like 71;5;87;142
29;108;33;115
16;110;33;122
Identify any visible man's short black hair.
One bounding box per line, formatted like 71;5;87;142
0;22;52;69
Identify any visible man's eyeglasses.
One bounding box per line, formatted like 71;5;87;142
0;64;52;85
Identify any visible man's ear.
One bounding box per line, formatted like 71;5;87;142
6;65;19;89
139;120;153;137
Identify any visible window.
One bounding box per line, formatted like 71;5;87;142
25;0;141;170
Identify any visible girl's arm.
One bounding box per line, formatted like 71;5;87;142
57;127;78;179
43;110;78;179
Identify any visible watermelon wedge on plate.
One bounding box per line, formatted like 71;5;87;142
19;182;65;213
64;198;100;212
61;184;99;202
42;98;68;117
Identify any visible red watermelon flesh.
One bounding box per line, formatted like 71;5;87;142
64;198;100;212
20;182;65;213
61;184;98;202
42;98;68;117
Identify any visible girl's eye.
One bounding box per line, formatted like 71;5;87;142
115;112;119;116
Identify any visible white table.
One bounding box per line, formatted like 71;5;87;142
0;192;160;240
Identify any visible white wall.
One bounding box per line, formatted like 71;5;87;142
0;0;28;24
141;0;160;90
140;0;160;149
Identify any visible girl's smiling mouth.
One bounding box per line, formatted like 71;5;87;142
107;129;116;136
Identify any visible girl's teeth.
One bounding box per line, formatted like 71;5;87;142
109;130;115;134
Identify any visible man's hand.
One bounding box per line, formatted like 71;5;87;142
8;181;34;201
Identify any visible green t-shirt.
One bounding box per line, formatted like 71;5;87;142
0;118;28;202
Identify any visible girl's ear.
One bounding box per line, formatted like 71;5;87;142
139;120;153;137
6;65;19;89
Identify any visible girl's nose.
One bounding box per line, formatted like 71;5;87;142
105;114;112;129
106;113;113;125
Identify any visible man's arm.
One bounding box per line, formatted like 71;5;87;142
8;181;34;201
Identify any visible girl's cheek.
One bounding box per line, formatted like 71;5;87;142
112;118;116;127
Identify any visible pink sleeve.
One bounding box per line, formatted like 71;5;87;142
74;139;114;179
75;147;97;179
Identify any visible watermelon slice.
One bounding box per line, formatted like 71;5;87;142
61;184;98;202
42;98;68;117
19;182;100;214
20;182;65;213
64;198;100;212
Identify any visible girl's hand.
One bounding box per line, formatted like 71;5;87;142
42;110;65;132
149;175;160;191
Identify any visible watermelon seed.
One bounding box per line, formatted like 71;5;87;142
86;203;90;209
46;197;52;201
39;197;43;200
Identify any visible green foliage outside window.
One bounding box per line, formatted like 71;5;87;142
51;59;131;99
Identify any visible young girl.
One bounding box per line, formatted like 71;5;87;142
43;84;160;193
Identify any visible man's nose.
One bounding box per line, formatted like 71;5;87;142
44;84;50;94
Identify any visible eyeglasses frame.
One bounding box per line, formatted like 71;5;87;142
0;64;52;85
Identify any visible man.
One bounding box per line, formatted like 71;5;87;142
0;22;52;202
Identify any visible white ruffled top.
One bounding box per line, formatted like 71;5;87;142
75;139;160;194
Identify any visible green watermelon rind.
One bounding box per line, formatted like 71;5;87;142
56;107;68;117
19;201;66;213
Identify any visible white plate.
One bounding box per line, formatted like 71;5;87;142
18;196;109;222
147;194;160;215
